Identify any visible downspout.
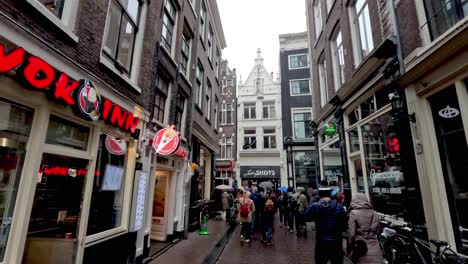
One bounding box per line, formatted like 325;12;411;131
183;0;201;240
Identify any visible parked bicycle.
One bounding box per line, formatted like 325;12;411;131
228;202;238;226
379;221;467;264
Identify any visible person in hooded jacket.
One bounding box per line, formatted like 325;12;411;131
304;187;348;264
347;193;383;264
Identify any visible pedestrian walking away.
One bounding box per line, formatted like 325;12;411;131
296;187;308;237
237;190;255;243
263;191;276;245
346;193;383;264
221;190;230;221
304;187;348;264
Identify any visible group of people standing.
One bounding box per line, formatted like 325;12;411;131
223;180;384;263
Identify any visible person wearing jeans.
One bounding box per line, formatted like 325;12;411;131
237;191;255;242
263;192;275;245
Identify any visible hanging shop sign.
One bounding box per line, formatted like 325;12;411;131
152;125;181;156
323;122;337;136
0;44;139;134
240;166;280;179
105;135;127;155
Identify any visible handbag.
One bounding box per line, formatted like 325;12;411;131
351;212;375;262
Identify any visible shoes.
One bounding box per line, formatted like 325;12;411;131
289;230;294;233
245;239;250;243
240;235;244;239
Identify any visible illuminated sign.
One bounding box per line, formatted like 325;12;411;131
153;126;181;155
323;122;337;136
0;44;139;134
105;135;127;156
41;166;88;177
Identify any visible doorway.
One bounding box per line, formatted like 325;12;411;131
151;170;170;241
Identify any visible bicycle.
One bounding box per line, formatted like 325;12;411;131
228;202;238;226
379;221;468;264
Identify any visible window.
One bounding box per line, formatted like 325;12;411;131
331;30;345;90
221;137;233;159
175;91;186;135
227;79;233;86
424;0;468;40
162;0;176;52
314;0;323;39
327;0;335;13
293;110;312;139
154;75;169;124
351;0;374;64
244;102;256;119
180;32;191;76
206;80;212;120
195;61;204;107
207;25;214;62
263;128;277;149
199;1;206;42
294;152;317;186
290;79;311;95
102;0;142;75
37;0;66;18
222;103;233;124
87;134;128;235
214;97;219;129
289;54;309;69
262;101;276;119
216;48;221;79
243;129;257;150
0;100;33;262
46;115;90;150
319;58;328;107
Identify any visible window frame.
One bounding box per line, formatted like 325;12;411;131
174;91;187;136
314;0;323;39
350;0;374;66
243;102;256;120
243;128;257;150
206;80;212;120
318;56;329;107
207;24;214;63
262;101;276;119
199;0;207;42
195;61;204;108
153;75;170;125
26;0;80;42
290;78;311;96
291;108;313;140
288;53;310;70
180;32;191;77
161;0;177;53
331;29;345;91
222;103;233;124
263;128;277;149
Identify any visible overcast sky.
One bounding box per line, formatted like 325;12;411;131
217;0;307;84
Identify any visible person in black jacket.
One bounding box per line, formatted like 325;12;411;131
304;187;348;264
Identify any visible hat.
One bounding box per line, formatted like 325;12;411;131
318;187;332;197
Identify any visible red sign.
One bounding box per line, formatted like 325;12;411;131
152;126;181;156
105;135;127;155
0;44;139;134
174;147;188;159
41;166;87;177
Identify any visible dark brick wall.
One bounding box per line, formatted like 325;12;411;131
0;0;162;110
280;48;312;139
397;0;422;58
218;60;237;162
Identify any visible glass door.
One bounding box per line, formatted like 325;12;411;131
429;84;468;254
0;99;34;262
151;170;169;241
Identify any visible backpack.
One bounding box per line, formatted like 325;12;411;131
240;201;250;217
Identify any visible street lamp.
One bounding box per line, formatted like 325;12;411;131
309;121;320;186
388;89;415;122
284;136;293;188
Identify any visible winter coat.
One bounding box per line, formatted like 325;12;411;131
237;197;255;223
305;198;348;242
221;192;230;210
297;194;308;213
347;193;384;264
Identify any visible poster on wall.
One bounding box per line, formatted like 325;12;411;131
130;170;148;232
102;164;124;191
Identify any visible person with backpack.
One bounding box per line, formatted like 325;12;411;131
286;187;295;233
262;191;275;245
237;190;255;243
249;187;259;238
296;187;309;237
346;193;383;263
304;187;348;264
278;191;286;227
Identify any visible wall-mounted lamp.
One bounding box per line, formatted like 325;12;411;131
388;91;416;122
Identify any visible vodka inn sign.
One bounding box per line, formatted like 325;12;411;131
0;44;139;135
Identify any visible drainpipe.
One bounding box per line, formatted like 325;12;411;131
183;0;202;240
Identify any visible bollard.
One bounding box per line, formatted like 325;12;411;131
199;214;209;235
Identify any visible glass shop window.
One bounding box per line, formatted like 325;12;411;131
46;115;90;150
0;99;33;262
348;127;360;153
362;112;408;219
87;134;127;235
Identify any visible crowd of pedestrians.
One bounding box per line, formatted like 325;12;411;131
219;179;384;263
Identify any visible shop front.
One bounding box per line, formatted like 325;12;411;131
403;44;468;254
239;166;281;190
0;39;145;264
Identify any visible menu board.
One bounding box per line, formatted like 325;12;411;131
102;164;124;191
130;170;148;232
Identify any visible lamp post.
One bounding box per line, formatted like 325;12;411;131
388;89;416;122
284;136;294;188
310;121;320;186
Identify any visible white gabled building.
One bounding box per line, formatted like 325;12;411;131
236;49;287;189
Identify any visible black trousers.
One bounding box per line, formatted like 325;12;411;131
315;240;344;264
241;222;251;240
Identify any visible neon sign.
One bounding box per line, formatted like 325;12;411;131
0;44;139;134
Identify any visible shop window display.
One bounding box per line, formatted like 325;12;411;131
87;134;127;235
0;99;33;261
294;152;316;187
362;112;407;218
46;115;90;150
